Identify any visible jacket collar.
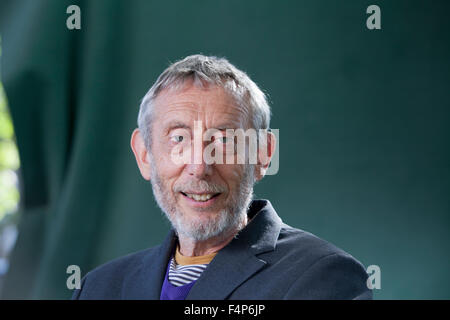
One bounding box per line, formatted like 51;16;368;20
123;230;177;299
129;199;282;300
187;199;282;299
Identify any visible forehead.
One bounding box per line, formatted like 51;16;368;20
152;82;251;129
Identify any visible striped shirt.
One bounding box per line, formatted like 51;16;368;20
168;257;208;287
167;246;218;287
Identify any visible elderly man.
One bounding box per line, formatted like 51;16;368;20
72;55;372;300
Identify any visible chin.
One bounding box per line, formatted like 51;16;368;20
174;209;234;241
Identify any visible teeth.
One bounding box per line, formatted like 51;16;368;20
185;193;215;202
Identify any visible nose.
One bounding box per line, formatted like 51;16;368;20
184;119;214;179
186;161;213;179
186;132;213;178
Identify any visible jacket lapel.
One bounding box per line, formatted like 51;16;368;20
186;243;267;300
123;230;177;299
186;200;282;300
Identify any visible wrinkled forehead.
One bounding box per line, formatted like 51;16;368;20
152;80;252;129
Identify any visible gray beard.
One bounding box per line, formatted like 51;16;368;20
149;157;255;242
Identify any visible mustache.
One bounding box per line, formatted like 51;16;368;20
173;180;227;194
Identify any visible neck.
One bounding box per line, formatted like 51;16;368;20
177;215;248;256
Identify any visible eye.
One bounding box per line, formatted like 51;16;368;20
214;132;234;144
213;134;235;153
170;135;184;143
212;135;230;145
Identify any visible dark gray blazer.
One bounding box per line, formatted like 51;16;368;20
72;200;372;300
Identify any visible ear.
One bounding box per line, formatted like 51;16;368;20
254;131;276;182
130;128;152;181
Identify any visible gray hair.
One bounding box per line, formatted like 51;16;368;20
137;54;271;148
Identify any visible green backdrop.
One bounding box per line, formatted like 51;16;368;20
0;0;449;299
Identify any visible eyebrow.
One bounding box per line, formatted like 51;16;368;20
163;120;243;133
164;121;191;132
215;126;234;131
215;121;243;130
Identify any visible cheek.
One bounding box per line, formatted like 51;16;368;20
152;144;185;182
216;165;246;188
158;159;184;181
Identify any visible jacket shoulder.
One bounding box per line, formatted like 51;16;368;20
72;245;160;299
275;224;372;299
278;224;355;258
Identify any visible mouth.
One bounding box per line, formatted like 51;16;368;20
180;192;221;203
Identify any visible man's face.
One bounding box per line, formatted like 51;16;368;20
147;81;255;241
